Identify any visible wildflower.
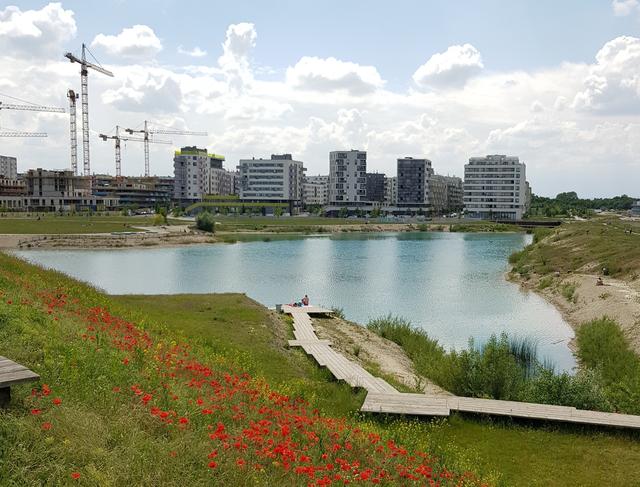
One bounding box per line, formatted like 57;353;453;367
30;409;42;415
41;422;52;431
52;398;62;406
178;417;189;424
70;472;81;480
208;461;217;469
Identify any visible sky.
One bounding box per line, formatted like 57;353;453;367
0;1;639;197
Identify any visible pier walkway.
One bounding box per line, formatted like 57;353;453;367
283;306;640;430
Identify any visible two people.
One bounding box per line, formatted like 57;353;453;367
291;294;310;307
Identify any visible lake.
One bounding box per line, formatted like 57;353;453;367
15;232;576;371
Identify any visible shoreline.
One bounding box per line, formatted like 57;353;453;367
0;222;524;250
509;270;640;355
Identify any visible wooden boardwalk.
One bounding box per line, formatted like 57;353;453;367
285;306;398;394
0;356;40;406
283;307;640;430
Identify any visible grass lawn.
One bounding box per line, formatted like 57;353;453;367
0;215;176;234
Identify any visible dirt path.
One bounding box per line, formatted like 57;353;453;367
312;315;451;396
517;272;640;353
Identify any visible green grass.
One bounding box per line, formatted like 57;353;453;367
0;215;172;234
449;222;520;233
2;253;640;485
560;282;578;304
509;217;640;279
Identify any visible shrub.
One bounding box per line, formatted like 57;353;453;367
537;276;554;290
560;282;577;303
196;211;215;232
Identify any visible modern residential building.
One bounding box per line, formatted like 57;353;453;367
366;172;385;203
238;154;305;213
429;175;464;215
303;175;329;206
0;156;17;179
397;157;433;212
463;154;531;220
0;169;118;211
631;200;640;217
92;175;174;208
328;150;367;206
173;146;227;203
384;176;397;206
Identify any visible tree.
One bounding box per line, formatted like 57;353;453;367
196;211;215;232
338;207;348;218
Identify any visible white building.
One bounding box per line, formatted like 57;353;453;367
0;155;17;179
173;146;227;203
384;176;397;206
464;154;531;220
303;175;329;206
238;154;305;211
429;175;464;215
328;150;367;206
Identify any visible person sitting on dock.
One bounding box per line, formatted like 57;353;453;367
301;295;309;306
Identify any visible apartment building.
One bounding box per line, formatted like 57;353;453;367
92;175;174;208
328;150;367;205
384;176;397;206
238;154;305;212
464;154;531;220
429;175;464;215
303;175;329;206
0;169;118;211
366;173;385;203
0;155;17;179
397;157;433;211
173;146;227;203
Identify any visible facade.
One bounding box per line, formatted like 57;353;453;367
209;167;237;197
429;175;464;215
0;156;17;179
238;154;305;212
92;175;174;208
463;154;531;220
173;146;226;203
0;178;26;196
0;169;118;211
384;176;397;206
328;150;367;205
303;175;329;206
397;157;433;211
631;200;640;217
366;173;385;203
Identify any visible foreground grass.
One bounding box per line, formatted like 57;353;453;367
2;254;640;485
0;215;171;234
509;217;640;279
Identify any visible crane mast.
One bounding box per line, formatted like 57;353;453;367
65;43;114;176
67;90;79;175
99;126;171;177
125;121;207;177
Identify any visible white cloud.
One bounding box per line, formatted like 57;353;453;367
286;57;385;95
413;44;484;90
102;68;182;113
218;22;257;91
177;45;207;57
91;25;162;60
0;2;76;57
573;36;640;114
612;0;639;16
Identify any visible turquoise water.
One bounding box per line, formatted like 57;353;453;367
15;232;576;371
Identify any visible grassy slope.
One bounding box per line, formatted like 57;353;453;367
0;215;168;234
1;254;640;485
117;294;640;486
510;217;640;279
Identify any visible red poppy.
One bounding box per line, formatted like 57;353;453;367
41;422;52;431
70;472;81;480
52;398;62;406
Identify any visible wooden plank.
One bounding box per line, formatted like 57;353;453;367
288;339;332;346
0;370;40;388
362;393;450;416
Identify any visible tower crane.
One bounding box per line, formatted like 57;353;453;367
0;98;65;137
99;126;172;177
67;89;79;174
125;120;207;177
65;43;114;176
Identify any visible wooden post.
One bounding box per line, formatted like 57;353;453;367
0;387;10;407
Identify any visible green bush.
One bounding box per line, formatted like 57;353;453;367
537;276;554;290
560;282;577;303
196;211;215;232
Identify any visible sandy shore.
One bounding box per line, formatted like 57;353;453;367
0;225;217;250
312;315;451;396
512;272;640;354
